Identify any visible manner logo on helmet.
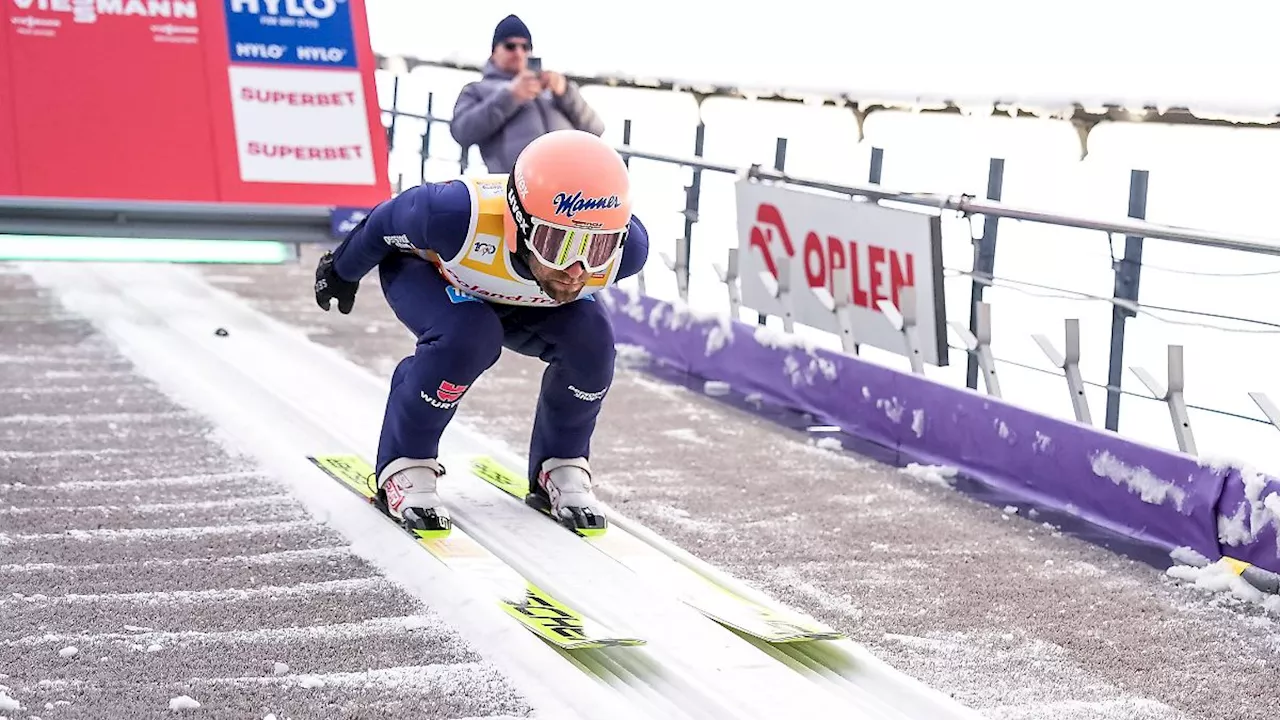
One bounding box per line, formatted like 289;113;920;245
553;192;620;218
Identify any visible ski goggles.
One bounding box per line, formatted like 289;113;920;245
526;223;627;272
506;180;627;272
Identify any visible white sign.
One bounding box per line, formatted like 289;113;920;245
735;178;948;366
227;65;375;185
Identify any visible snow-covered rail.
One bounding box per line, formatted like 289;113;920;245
20;259;986;720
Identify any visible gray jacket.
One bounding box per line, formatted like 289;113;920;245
449;61;605;173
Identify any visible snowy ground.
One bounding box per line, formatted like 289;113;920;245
199;247;1279;720
3;251;1279;720
0;266;532;719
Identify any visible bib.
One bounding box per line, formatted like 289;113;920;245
432;174;622;307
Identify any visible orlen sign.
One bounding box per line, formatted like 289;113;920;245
735;178;948;366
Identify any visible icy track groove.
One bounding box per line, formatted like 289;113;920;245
15;260;987;720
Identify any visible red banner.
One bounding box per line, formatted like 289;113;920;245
1;0;389;208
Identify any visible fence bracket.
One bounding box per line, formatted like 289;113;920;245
878;288;923;374
1033;319;1091;425
659;236;690;302
812;270;858;354
1130;344;1196;454
948;302;1000;396
1249;392;1280;433
758;254;795;333
712;248;741;319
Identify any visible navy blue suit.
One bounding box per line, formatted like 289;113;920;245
328;179;650;483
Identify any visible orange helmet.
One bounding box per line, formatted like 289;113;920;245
504;130;632;272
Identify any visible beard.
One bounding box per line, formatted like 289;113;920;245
538;276;584;304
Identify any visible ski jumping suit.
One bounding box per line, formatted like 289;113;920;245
327;174;650;486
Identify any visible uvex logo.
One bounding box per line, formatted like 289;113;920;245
747;203;795;279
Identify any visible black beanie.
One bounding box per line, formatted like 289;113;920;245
492;14;531;50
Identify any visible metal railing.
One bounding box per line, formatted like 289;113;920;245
372;72;1280;462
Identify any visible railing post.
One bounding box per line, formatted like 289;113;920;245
966;157;1004;390
1105;169;1149;432
1034;319;1092;425
759;137;787;326
1130;345;1196;455
420;92;434;183
868;147;884;185
621;119;633;168
679;122;705;301
386;75;399;155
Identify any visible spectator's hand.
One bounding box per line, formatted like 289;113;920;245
508;71;542;102
541;71;567;97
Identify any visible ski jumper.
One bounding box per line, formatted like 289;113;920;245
328;175;650;485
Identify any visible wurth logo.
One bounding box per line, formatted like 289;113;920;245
436;381;469;403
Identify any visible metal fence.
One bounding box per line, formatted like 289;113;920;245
373;71;1280;463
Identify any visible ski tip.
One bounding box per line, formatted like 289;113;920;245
411;527;452;541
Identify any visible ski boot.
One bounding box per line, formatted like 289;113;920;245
377;458;452;537
527;457;608;536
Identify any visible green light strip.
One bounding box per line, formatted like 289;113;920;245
0;235;294;264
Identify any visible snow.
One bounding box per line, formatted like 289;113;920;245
911;409;925;438
1088;451;1188;512
813;437;843;452
1165;557;1280;616
1004;506;1019;515
1199;454;1280;551
1033;432;1052;453
901;463;959;489
168;695;201;711
876;397;905;424
0;690;21;712
702;380;731;396
58;646;77;658
274;662;290;675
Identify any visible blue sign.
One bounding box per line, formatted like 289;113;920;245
329;206;369;238
224;0;357;69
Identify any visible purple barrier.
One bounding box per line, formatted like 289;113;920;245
600;289;1278;575
893;369;1226;565
1215;466;1280;573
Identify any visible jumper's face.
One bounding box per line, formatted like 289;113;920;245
529;259;585;303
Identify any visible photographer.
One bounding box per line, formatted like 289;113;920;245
449;14;605;173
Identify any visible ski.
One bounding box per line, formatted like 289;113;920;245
469;455;845;644
307;453;646;651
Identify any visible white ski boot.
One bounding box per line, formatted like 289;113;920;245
527;457;608;535
378;458;451;535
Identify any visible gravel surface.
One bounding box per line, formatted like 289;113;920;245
0;264;533;720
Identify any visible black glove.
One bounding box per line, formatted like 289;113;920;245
315;251;359;314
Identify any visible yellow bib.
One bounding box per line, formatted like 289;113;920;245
431;174;622;307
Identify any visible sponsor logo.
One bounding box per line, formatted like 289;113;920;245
383;234;414;252
471;240;496;258
436;380;469;403
229;0;339;20
506;186;532;235
444;286;481;304
567;384;607;402
553;191;620;218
